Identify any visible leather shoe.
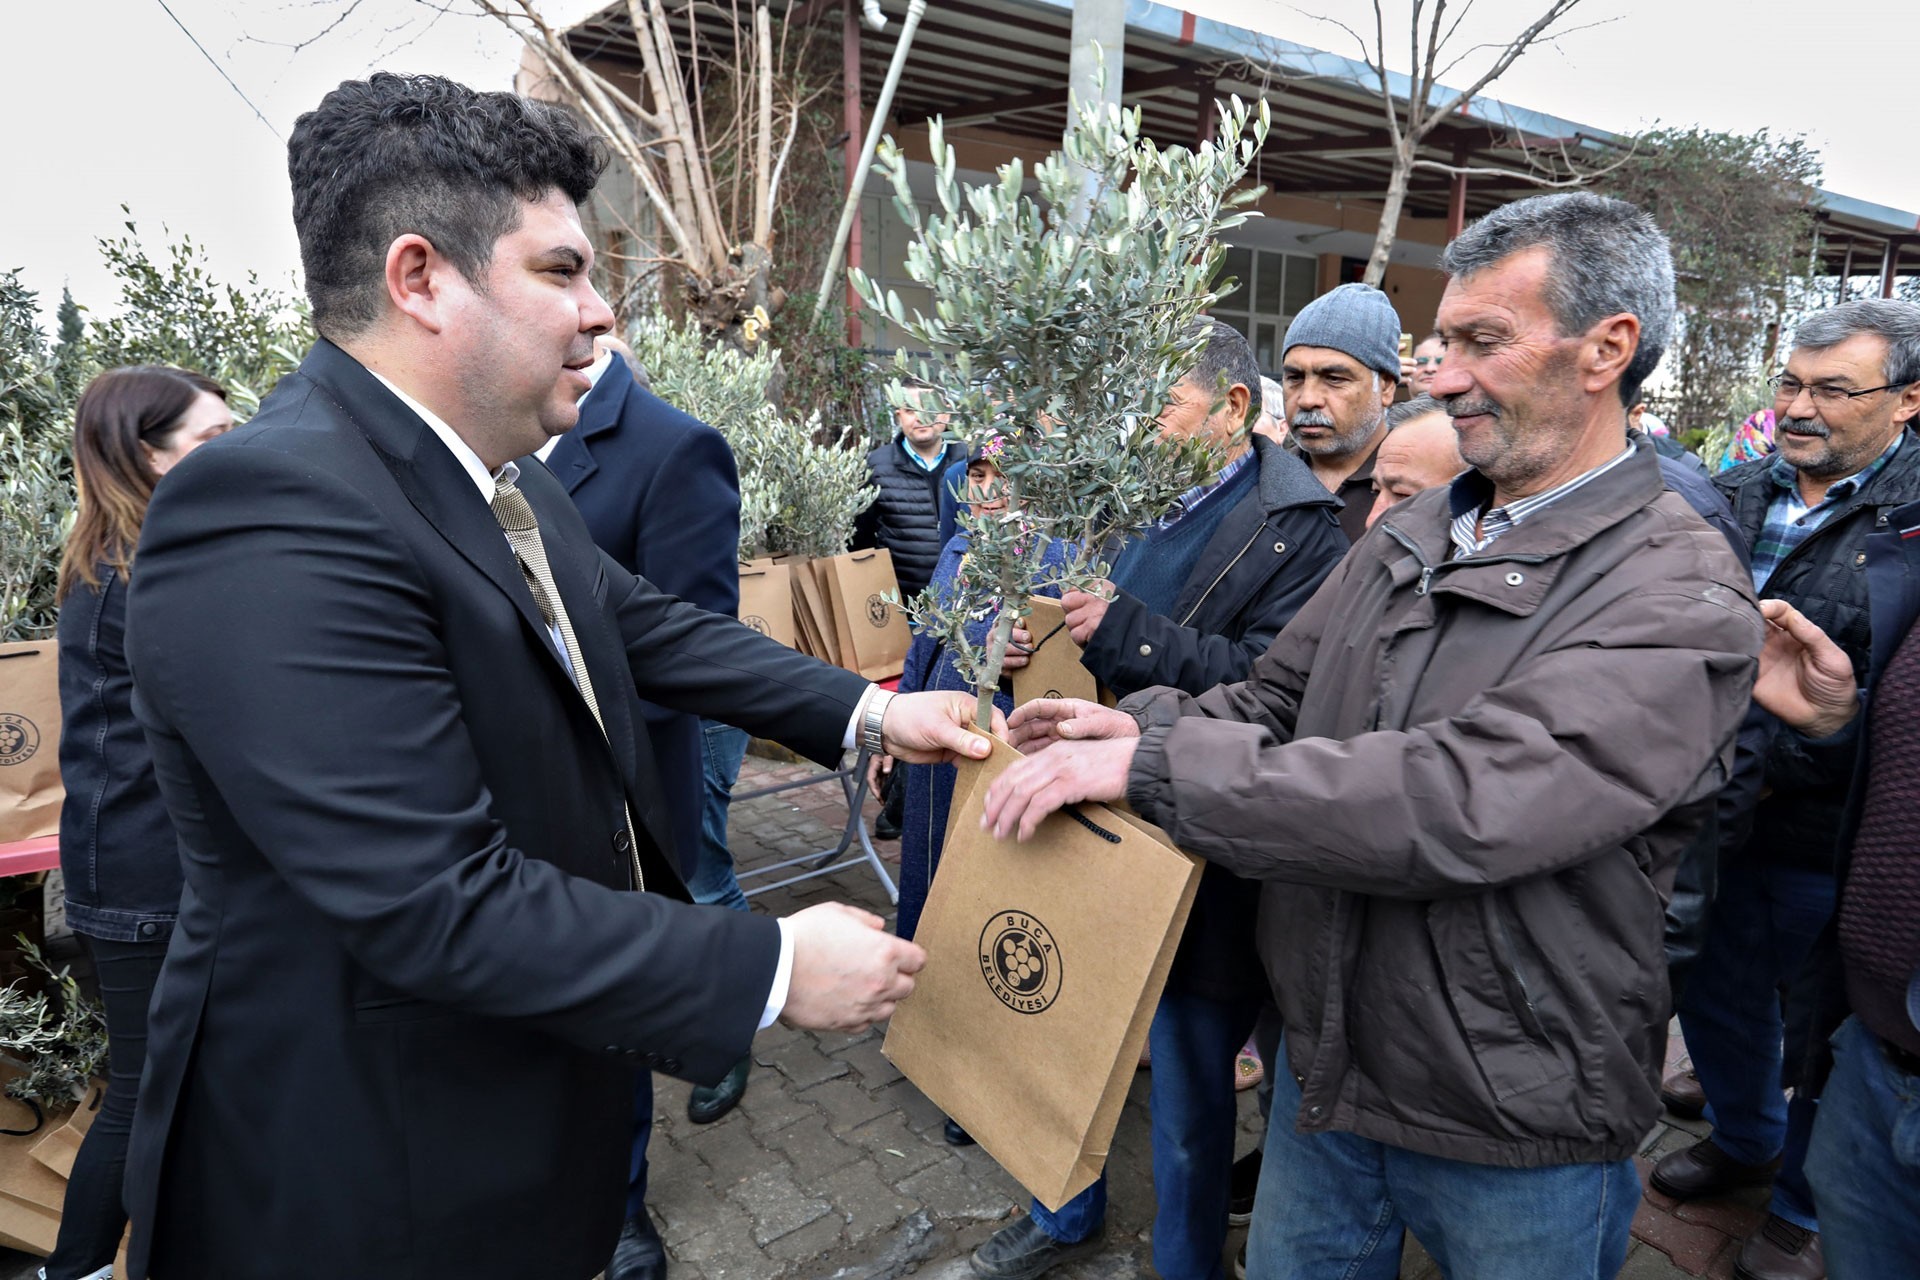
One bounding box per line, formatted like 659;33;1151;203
1734;1214;1824;1280
971;1216;1104;1279
687;1055;750;1124
1650;1139;1780;1201
606;1212;667;1280
944;1116;976;1146
873;772;905;840
1660;1067;1707;1119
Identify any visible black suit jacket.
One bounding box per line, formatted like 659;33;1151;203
546;359;741;875
122;340;867;1280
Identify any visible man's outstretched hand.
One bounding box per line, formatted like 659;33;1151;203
780;903;926;1033
882;690;1005;763
980;736;1138;842
1004;697;1141;753
1755;599;1859;739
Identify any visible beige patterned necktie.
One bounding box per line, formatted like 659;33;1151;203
491;474;644;892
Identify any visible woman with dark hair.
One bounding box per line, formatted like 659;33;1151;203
47;365;231;1280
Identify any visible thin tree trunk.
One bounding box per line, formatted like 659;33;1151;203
629;0;714;278
976;607;1016;731
1364;146;1414;287
753;5;774;249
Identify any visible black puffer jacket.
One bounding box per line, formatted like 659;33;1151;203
1715;429;1920;872
852;437;969;600
1079;435;1348;1001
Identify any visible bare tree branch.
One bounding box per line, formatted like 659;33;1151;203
1410;153;1632;186
1428;0;1581;122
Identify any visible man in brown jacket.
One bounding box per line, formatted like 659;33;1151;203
983;193;1763;1279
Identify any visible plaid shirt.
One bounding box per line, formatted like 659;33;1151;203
1448;445;1636;558
1749;435;1904;592
1154;446;1256;531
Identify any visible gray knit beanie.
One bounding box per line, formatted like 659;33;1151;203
1281;283;1404;381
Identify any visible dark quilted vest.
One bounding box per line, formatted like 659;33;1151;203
863;439;966;599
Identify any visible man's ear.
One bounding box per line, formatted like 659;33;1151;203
1893;380;1920;428
1228;381;1253;429
385;234;449;334
1586;313;1640;395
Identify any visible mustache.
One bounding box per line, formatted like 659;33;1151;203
1779;416;1829;439
1290;409;1335;429
1443;395;1501;420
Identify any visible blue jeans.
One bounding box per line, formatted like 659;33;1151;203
1245;1058;1639;1280
1030;988;1261;1280
1676;860;1836;1229
1805;1015;1920;1278
687;720;749;912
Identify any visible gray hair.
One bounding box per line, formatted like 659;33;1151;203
1185;317;1262;406
1791;299;1920;386
1386;394;1446;430
1440;192;1676;404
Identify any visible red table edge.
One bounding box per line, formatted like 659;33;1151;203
0;837;58;878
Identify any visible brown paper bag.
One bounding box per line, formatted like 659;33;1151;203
884;736;1203;1210
0;641;62;845
737;560;797;650
0;1067;67;1254
28;1081;103;1180
819;549;911;681
1010;596;1097;708
789;557;842;666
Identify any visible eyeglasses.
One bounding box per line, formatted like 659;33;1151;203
1769;374;1911;406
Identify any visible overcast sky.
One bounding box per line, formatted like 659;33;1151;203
4;0;1914;325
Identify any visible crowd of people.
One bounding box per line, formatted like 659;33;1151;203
31;68;1918;1280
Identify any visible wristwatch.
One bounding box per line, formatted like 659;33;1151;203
860;687;896;757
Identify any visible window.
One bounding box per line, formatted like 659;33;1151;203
1212;246;1320;373
855;193;937;353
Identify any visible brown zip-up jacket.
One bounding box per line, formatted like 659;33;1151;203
1122;441;1762;1167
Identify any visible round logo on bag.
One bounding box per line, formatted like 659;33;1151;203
743;614;771;636
979;911;1062;1014
866;594;892;628
1043;689;1064;700
0;714;37;767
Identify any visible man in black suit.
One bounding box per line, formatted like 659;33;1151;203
544;337;755;1277
121;73;988;1280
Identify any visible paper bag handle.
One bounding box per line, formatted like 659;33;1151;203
1063;807;1121;844
0;1098;44;1137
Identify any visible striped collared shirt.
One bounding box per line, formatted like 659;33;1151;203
1448;444;1636;558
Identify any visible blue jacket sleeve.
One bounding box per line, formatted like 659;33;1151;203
633;426;741;618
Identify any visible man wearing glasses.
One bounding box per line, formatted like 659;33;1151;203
1407;332;1445;395
1653;298;1920;1280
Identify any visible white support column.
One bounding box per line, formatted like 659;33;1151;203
1066;0;1125;213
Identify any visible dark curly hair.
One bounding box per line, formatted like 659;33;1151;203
288;72;608;338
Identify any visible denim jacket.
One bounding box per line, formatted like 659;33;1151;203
57;566;182;941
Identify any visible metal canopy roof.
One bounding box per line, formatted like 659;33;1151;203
564;0;1917;275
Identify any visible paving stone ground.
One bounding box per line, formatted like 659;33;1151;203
0;756;1768;1279
636;753;1754;1280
